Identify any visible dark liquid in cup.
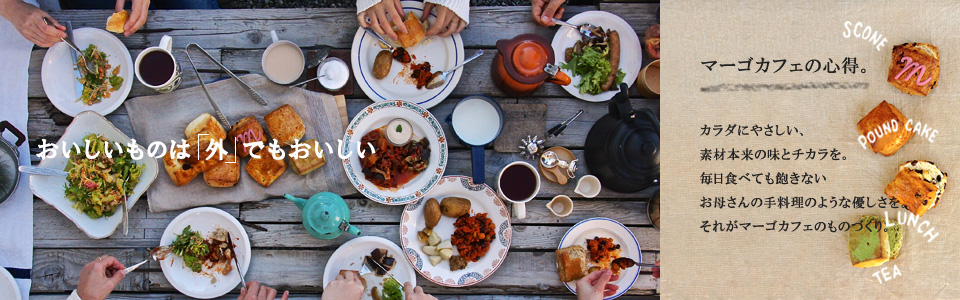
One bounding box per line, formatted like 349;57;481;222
499;164;537;200
139;51;175;86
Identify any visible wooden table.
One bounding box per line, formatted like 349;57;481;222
24;3;659;299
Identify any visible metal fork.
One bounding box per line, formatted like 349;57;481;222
121;174;130;235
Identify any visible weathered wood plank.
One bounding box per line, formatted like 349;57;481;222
29;294;662;300
29;249;656;294
34;198;660;250
27;96;659;154
27;48;225;98
42;7;599;50
598;3;659;33
220;48;651;99
240;198;651;224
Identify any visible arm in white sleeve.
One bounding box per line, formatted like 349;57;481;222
357;0;382;15
67;290;82;300
424;0;470;24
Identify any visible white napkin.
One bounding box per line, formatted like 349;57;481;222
0;1;37;299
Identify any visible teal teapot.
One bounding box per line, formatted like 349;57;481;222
285;192;361;240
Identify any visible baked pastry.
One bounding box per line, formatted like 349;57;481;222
856;101;914;156
264;104;305;147
886;219;903;260
203;154;240;188
397;11;426;48
163;153;201;186
887;42;940;96
185;113;226;140
556;245;588;282
848;215;890;268
229;116;267;158
288;139;326;175
245;151;287;187
106;10;128;34
884;160;947;217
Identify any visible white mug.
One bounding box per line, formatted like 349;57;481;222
135;35;182;93
261;30;305;84
496;161;541;219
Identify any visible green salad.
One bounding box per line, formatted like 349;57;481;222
381;277;403;300
562;46;626;95
77;44;123;105
171;226;210;272
64;134;143;218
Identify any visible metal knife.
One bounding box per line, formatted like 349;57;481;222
66;21;83;100
123;260;148;273
547;109;583;139
360;256;397;282
226;232;246;287
186;43;268;107
304;47;331;70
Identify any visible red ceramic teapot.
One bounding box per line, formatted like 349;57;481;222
491;34;571;97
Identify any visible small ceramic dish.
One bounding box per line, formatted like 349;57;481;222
30;111;158;239
574;175;601;198
547;195;574;217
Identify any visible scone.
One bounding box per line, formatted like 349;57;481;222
185;113;227;140
884;160;947;217
397;11;426;48
887;42;939;96
264;104;305;147
856;101;914;156
848;215;890;268
556;245;588;282
106;10;128;34
203;154;240;188
162;153;201;186
229;116;267;158
245;151;287;187
288;138;326;175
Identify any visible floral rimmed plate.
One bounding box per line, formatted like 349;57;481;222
342;100;447;205
399;176;512;287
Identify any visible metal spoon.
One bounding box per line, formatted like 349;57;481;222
288;74;327;88
425;50;483;89
363;27;399;52
43;17;97;74
551;18;601;41
539;151;569;185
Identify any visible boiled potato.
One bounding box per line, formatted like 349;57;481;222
423;245;438;256
440;197;471;218
372;50;392;79
423;198;441;228
429;255;442;266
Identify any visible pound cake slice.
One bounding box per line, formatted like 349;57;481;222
856;101;914;156
849;215;890;268
884;160;947;217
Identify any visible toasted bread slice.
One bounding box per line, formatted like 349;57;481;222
887;42;940;96
397;11;426;48
556;245;588;282
106;10;128;34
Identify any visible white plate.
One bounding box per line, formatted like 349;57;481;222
41;28;134;116
558;217;641;300
0;267;20;300
351;0;465;109
30;111;158;239
342;100;447;205
551;11;642;102
323;236;417;300
158;207;251;299
400;176;512;287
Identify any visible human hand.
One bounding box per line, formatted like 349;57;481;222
403;282;437;300
575;269;620;300
357;0;407;41
321;271;364;300
0;0;65;47
422;3;464;37
115;0;150;36
76;255;127;300
652;260;660;278
530;0;565;27
238;281;289;300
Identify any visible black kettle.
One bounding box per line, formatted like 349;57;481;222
584;83;659;193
